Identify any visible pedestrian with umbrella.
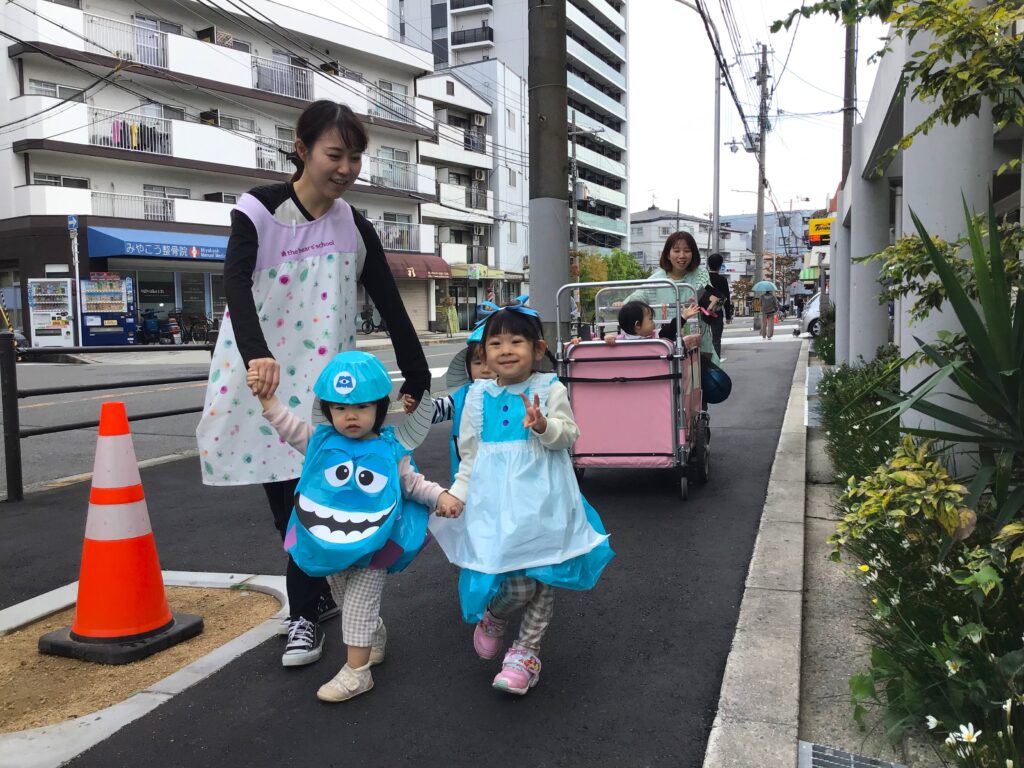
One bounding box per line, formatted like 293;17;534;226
753;280;779;340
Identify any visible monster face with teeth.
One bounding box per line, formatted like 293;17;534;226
280;350;434;577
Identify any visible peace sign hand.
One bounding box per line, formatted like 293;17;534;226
520;393;547;434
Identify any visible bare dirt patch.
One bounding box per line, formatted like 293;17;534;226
0;586;279;733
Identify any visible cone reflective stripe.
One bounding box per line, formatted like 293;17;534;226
70;402;173;641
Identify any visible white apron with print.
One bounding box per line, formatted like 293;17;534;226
196;194;364;486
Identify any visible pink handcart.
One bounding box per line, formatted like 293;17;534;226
555;280;709;499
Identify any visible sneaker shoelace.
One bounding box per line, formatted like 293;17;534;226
285;618;315;651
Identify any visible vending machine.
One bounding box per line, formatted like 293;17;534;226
27;278;74;347
81;273;135;346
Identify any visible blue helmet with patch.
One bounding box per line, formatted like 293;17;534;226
314;351;392;404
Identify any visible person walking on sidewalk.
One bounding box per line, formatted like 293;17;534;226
196;101;430;669
248;352;462;702
760;290;779;340
705;253;733;361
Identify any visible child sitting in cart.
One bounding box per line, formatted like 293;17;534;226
429;301;614;696
603;300;700;345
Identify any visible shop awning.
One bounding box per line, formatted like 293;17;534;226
449;263;505;279
87;227;228;260
799;267;819;281
385;252;452;280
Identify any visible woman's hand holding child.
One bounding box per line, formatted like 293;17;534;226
246;364;279;409
520;393;547;434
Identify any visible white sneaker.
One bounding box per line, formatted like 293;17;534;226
317;663;373;702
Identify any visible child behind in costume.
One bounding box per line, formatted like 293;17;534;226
248;351;462;703
604;299;699;345
403;327;495;481
430;303;614;696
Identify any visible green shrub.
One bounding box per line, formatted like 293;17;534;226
817;344;901;483
815;302;836;364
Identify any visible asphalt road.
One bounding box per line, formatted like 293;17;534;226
0;334;801;768
0;341;466;496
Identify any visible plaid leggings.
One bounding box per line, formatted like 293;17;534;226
326;567;386;647
489;576;554;652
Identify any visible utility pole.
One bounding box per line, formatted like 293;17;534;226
571;110;579;255
841;23;856;186
528;0;568;338
752;42;769;330
712;59;721;255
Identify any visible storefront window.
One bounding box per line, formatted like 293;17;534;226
137;270;176;313
180;273;206;316
211;274;226;320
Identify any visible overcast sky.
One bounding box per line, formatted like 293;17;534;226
293;0;886;220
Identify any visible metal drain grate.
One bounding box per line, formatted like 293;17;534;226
798;741;905;768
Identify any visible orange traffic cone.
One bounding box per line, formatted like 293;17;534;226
39;402;202;664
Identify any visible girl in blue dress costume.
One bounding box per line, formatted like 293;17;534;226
431;303;614;695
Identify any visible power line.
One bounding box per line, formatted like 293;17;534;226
771;2;803;96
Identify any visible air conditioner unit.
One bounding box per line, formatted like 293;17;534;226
473;169;487;182
473;224;485;236
199;109;220;126
203;192;238;204
473;114;486;127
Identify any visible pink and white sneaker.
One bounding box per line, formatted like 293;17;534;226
492;646;541;695
473;611;507;660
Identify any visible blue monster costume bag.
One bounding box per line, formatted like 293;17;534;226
282;351;435;577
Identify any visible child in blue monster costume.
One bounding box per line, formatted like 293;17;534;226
430;302;614;696
249;350;463;703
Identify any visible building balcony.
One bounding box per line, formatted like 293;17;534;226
573;179;626;208
566;36;625;91
451;27;495;49
576;0;627;35
9;185;233;227
572;141;626;179
420;123;493;169
566;2;625;62
9;99;435;196
440;242;495;266
576;209;627;236
9;0;434;135
422;183;494;224
450;0;494;12
569;109;626;151
567;71;625;120
372;220;436;253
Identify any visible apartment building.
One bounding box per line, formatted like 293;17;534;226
392;0;629;254
1;0;446;341
629;207;750;282
415;60;528;327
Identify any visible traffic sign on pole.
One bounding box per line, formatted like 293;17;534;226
67;215;78;233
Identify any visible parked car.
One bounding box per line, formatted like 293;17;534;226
799;292;821;337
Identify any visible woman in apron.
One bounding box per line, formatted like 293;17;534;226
196;101;430;668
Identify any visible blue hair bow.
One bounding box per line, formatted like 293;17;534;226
474;295;538;328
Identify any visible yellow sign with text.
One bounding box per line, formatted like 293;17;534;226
808;217;835;245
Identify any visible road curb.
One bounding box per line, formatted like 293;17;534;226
0;571;286;768
702;340;808;768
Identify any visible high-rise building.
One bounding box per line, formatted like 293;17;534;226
391;0;629;254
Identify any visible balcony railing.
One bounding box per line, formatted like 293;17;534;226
91;191;174;221
363;156;418;192
367;86;415;125
451;0;493;9
467;245;488;264
89;107;172;155
466;187;488;210
83;14;167;68
464;129;487;153
255;137;293;172
451;27;494;46
374;220;420;252
252;55;313;100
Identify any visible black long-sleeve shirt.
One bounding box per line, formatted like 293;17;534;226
708;270;733;322
223;182;430;397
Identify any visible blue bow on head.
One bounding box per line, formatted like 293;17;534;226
474;295;539;328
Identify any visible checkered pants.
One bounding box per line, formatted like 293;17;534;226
489;576;554;652
326;567;386;647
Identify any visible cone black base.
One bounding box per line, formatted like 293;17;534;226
38;612;204;665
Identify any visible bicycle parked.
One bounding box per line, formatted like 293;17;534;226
359;306;389;335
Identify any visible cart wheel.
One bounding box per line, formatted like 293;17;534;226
680;474;689;500
689;417;710;485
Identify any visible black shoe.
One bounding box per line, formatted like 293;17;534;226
316;593;340;623
282;617;324;667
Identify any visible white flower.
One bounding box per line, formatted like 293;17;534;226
890;594;900;607
1004;699;1012;715
1006;759;1013;768
946;660;961;676
926;715;939;730
968;630;982;644
945;734;958;747
953;615;963;625
958;723;981;743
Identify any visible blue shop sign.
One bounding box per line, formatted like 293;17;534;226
87;227;228;261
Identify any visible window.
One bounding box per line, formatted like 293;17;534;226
221;193;238;204
508;221;517;243
220;114;255;132
47;0;81;7
144;184;190;200
28;80;84;101
133;15;182;35
139;102;183;121
33;173;88;188
378;146;411;162
631;226;642;235
506;108;515;131
276;125;295;142
382;212;411;224
229;39;251;53
658;226;672;236
446;80;455;96
508;168;516;187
